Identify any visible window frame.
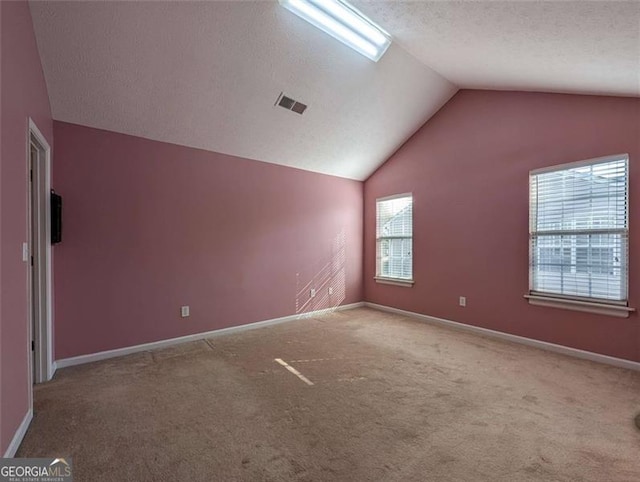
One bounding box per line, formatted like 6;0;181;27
526;154;634;318
375;193;414;287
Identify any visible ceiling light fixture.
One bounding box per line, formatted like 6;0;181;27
279;0;392;62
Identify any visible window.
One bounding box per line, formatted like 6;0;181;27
529;154;629;310
376;194;413;285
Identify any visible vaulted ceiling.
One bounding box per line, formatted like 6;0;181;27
30;1;640;181
354;0;640;97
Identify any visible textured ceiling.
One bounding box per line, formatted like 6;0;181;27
30;1;640;181
29;1;456;180
354;0;640;97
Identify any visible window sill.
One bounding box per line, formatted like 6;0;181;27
374;277;414;287
524;294;635;318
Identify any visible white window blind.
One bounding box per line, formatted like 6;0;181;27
529;155;629;302
376;194;413;280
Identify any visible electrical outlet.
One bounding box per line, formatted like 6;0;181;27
22;242;29;262
459;296;466;307
328;287;334;295
310;288;316;298
181;306;190;317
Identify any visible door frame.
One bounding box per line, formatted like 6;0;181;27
27;118;54;388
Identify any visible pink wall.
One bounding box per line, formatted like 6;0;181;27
53;122;363;359
0;0;54;454
364;90;640;362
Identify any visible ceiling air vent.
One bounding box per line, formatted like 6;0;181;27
275;92;307;115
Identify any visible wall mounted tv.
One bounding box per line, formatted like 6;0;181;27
51;190;62;244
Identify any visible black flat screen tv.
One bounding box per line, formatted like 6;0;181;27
51;190;62;244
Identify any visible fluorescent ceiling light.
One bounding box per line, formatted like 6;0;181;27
280;0;392;62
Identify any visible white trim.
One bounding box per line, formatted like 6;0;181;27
524;294;634;318
27;118;54;384
528;153;630;303
376;193;414;281
364;302;640;371
376;192;412;203
56;302;364;369
374;277;414;287
28;119;49;151
529;153;628;175
528;290;628;306
3;410;33;458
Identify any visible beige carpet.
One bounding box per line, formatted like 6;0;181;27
18;308;640;481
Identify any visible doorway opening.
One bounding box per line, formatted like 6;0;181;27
27;119;53;385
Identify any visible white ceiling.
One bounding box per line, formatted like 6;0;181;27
30;1;640;181
29;1;456;181
354;0;640;97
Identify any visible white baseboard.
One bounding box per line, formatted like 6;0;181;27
56;302;365;369
364;302;640;371
3;409;33;458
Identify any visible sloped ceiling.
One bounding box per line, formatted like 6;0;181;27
30;1;639;180
29;0;456;181
354;0;640;97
